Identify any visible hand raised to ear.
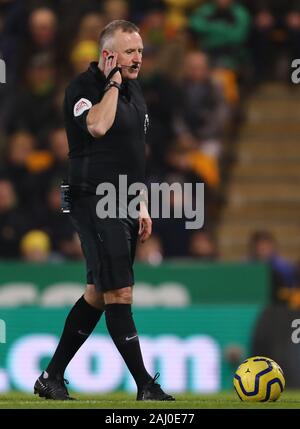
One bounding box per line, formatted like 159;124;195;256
103;51;122;84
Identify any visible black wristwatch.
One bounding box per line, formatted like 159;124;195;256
104;80;122;92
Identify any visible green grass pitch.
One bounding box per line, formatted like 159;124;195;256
0;391;300;409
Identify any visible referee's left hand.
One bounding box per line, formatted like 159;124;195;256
138;201;152;243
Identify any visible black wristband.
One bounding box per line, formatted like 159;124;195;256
104;80;122;92
106;66;122;82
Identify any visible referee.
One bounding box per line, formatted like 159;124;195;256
34;20;174;401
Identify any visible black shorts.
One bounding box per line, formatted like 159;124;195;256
69;195;139;292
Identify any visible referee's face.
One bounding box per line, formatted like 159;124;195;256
113;29;143;79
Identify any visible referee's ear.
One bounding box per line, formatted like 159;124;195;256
102;50;109;61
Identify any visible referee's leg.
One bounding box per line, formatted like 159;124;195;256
45;283;104;378
103;285;152;391
84;283;105;309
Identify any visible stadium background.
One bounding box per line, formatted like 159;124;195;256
0;0;300;397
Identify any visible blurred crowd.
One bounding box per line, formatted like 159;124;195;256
0;0;300;301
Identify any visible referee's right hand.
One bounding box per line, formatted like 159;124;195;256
104;50;122;84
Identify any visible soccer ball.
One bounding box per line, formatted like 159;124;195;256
233;356;285;402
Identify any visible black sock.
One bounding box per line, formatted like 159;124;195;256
105;304;152;389
46;295;103;377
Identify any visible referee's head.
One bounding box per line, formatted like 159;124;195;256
98;20;143;80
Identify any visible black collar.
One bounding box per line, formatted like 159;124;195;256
88;62;106;84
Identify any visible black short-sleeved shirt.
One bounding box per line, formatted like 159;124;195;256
63;62;149;196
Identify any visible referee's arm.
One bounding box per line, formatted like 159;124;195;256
86;85;119;137
87;53;121;138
